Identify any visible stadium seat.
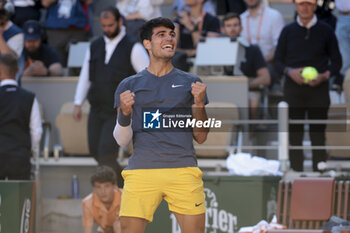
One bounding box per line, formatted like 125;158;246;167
67;42;90;69
193;102;239;158
193;37;246;76
268;177;350;233
326;68;350;159
55;101;90;156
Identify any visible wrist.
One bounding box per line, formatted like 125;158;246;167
192;103;205;108
118;109;131;126
284;67;291;76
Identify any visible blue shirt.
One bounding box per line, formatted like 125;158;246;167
114;68;208;170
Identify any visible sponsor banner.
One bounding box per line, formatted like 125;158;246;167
0;181;35;233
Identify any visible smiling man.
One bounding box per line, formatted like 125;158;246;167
113;17;209;233
82;166;122;233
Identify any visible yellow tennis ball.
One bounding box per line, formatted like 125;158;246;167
302;66;318;83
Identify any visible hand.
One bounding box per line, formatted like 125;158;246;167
288;67;304;85
308;71;329;87
179;11;193;31
191;82;207;107
73;105;82;121
120;90;135;116
27;60;48;76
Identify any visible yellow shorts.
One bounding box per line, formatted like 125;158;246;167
120;167;206;222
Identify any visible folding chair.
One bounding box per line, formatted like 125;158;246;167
55;101;90;156
268;177;349;233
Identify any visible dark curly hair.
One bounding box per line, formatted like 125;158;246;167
90;166;117;186
139;17;175;42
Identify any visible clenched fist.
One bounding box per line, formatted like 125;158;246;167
191;82;207;107
120;90;135;115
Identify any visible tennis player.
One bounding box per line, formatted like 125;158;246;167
113;17;209;233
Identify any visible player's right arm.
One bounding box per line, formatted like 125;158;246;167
113;90;135;147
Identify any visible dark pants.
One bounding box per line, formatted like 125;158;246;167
284;79;330;171
88;108;123;187
0;155;31;180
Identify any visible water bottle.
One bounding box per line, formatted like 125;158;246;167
71;174;79;199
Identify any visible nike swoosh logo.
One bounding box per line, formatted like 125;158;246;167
195;202;203;207
172;84;183;88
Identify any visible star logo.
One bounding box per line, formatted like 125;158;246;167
150;109;162;122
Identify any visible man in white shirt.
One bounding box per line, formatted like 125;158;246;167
240;0;284;84
73;6;149;188
0;53;42;180
335;0;350;77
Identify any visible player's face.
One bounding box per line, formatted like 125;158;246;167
244;0;261;9
295;2;316;21
100;12;121;39
223;17;242;38
144;26;177;60
24;39;41;52
93;182;115;204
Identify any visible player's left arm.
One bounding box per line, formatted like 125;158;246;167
191;82;209;144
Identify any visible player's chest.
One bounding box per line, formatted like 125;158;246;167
132;80;193;107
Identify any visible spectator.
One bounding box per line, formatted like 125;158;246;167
222;12;270;119
173;0;216;16
22;20;63;77
116;0;162;40
0;53;42;180
240;0;284;85
0;0;24;58
73;6;149;188
82;166;122;233
335;0;350;78
41;0;92;66
11;0;42;28
274;0;342;171
174;0;221;58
